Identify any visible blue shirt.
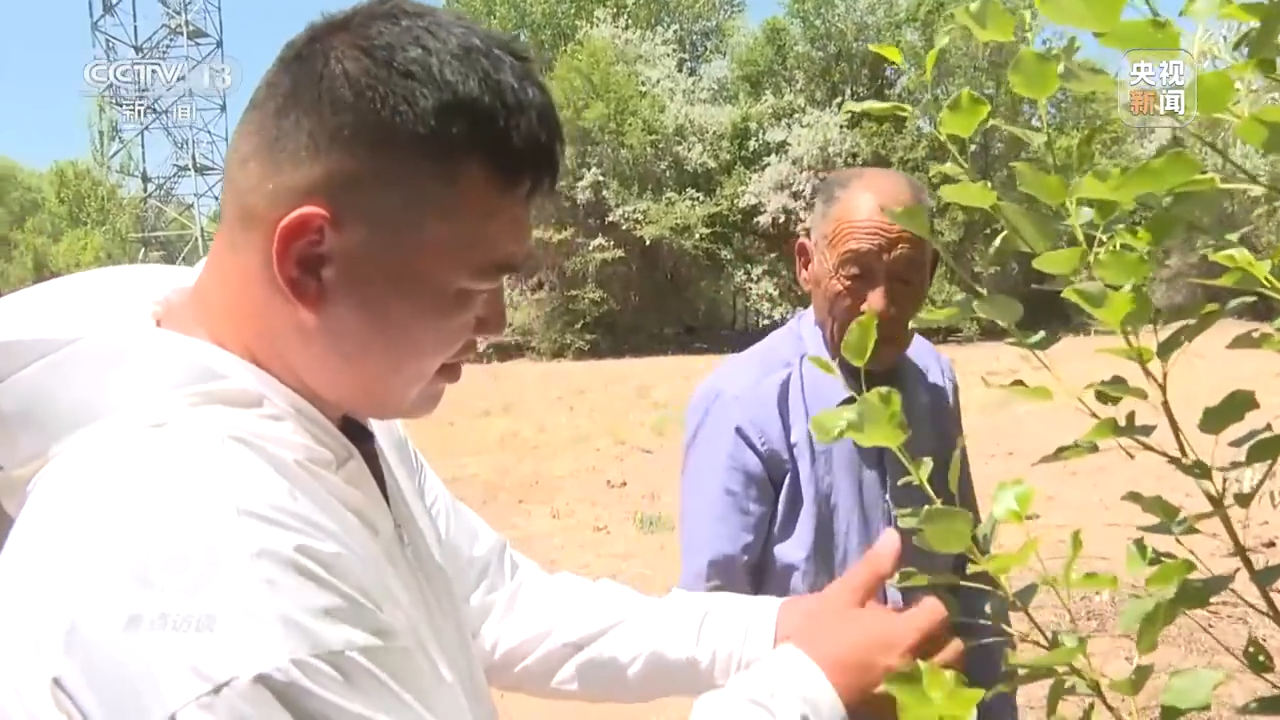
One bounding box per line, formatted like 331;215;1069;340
678;307;1015;718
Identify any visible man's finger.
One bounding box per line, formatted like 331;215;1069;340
912;614;956;662
898;595;951;645
927;637;965;669
835;528;902;605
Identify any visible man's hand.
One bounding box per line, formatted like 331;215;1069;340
774;530;962;715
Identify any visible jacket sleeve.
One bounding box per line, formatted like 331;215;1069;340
173;645;847;720
394;421;795;702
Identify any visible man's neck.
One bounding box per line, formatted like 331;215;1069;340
158;255;348;427
838;358;898;393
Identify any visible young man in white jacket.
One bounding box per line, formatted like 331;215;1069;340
0;2;961;717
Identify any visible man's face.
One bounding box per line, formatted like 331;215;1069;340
271;165;529;420
795;188;933;371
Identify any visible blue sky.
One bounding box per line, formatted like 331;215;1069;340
0;0;1183;169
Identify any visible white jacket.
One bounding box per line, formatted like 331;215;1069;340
0;265;845;719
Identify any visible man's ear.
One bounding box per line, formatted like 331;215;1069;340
794;235;816;292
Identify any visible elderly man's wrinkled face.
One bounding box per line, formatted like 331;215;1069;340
795;185;933;371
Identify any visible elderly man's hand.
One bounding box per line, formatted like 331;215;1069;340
774;530;961;717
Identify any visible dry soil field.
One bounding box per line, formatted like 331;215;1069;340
406;320;1280;719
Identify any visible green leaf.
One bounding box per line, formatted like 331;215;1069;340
1157;305;1226;362
840;311;878;367
992;120;1046;146
1120;596;1174;654
916;505;975;554
1244;635;1276;674
1177;0;1213;21
842;100;913;119
1126;537;1174;576
1037;440;1100;464
991;478;1035;523
939;180;998;208
1071;170;1126;202
1245;434;1280;465
973;293;1024;326
1032;246;1086;276
1170;173;1224;194
1074;571;1119;590
953;0;1017;42
1234;106;1280;154
1115;150;1204;200
1146;558;1195;589
908;457;935;488
846;387;910;448
811;405;857;444
925;40;947;82
996;202;1059;252
946;437;964;498
913;304;972;329
867;43;904;65
884;204;934;240
1193;69;1236;116
1093;249;1152;287
1256;564;1280;589
1062;60;1117;94
807;355;838;377
1208;246;1270;275
938;89;992;139
1064;529;1083;581
1008;329;1061;352
1097;344;1155;365
1098;18;1181;50
1121;491;1201;535
1081;417;1124;442
1039;0;1124;32
1242;3;1280;59
1012;636;1086;667
1240;694;1280;714
1061;281;1137;330
1012;163;1068;206
1229;423;1274;450
1228;329;1280;351
883;660;986;717
985;378;1053;401
1008;48;1061;99
1160;668;1226;711
981;537;1038;576
1108;663;1155;697
1199;389;1260;435
1086;375;1149;406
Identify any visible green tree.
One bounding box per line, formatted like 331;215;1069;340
827;0;1280;716
0;158;141;294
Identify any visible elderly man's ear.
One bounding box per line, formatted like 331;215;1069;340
794;232;817;292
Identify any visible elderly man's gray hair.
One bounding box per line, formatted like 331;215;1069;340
808;168;931;242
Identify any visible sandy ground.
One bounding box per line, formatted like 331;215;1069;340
406;319;1280;719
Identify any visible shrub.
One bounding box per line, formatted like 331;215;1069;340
824;2;1280;716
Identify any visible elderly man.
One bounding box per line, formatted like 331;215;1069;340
0;4;962;719
678;168;1015;717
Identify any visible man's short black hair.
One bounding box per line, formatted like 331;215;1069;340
226;0;563;210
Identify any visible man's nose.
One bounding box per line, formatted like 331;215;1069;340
475;286;508;339
860;284;891;317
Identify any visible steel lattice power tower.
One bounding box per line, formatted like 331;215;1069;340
87;0;230;265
